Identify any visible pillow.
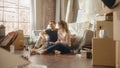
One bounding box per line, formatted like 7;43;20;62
71;35;82;50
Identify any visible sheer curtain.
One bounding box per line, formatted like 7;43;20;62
85;0;102;19
64;0;102;23
56;0;68;23
56;0;79;23
84;0;102;31
65;0;79;23
65;0;102;23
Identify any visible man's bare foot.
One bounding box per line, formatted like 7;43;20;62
37;49;47;55
30;49;37;55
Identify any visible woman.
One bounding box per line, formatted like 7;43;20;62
40;20;71;54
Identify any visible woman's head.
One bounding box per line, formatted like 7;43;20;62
58;20;69;33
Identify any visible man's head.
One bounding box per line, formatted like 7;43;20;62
49;20;56;29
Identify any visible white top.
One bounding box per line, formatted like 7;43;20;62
57;30;71;47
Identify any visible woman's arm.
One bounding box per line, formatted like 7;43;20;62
56;30;71;46
55;31;60;44
65;33;71;46
60;32;71;46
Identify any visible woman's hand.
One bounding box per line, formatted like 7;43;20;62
55;40;66;45
60;41;66;44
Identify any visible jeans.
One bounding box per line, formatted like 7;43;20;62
46;43;71;54
46;42;54;48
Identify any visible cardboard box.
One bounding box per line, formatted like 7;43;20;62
13;30;24;50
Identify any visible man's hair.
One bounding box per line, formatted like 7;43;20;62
50;20;56;24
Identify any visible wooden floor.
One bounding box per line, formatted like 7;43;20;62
28;54;115;68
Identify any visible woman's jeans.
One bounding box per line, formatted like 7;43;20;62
46;43;71;54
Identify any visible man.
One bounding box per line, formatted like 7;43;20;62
41;20;58;47
31;21;58;54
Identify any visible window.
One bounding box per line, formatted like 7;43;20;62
0;0;31;35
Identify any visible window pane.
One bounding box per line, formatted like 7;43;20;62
4;8;18;22
19;0;30;7
0;6;3;11
4;0;18;4
0;0;3;19
0;8;3;21
0;0;3;6
1;0;31;35
0;22;3;25
0;0;3;2
4;22;18;34
19;9;30;22
19;23;30;35
4;2;18;8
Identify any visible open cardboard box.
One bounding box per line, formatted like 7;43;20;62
13;30;24;50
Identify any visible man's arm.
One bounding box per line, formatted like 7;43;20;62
40;31;47;43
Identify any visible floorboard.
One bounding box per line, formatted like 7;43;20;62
28;54;115;68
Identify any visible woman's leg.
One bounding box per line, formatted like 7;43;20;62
46;43;59;53
46;43;71;54
56;43;71;54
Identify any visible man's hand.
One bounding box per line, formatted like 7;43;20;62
40;31;46;36
49;42;55;45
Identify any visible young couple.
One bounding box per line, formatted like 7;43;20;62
33;20;71;54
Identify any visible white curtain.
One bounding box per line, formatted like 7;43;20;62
31;0;36;30
84;0;102;31
65;0;74;23
56;0;68;23
56;0;79;23
85;0;102;18
65;0;79;23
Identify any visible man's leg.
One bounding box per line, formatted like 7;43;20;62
34;37;42;48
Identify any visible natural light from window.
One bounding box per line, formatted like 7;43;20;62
0;0;31;35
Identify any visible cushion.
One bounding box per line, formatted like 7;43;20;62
71;35;82;50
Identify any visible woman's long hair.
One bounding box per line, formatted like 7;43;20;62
58;20;69;33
